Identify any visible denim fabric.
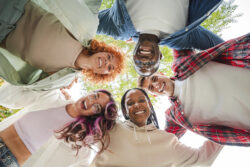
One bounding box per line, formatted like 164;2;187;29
0;0;29;42
0;138;19;167
97;0;224;50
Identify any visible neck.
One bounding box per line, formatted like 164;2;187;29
66;104;80;118
132;120;147;127
74;51;92;70
139;34;160;43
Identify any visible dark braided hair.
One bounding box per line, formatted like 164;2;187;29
121;88;159;128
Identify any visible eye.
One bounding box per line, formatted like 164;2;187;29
138;99;146;103
152;76;158;82
92;93;98;100
108;54;111;61
148;85;154;91
127;101;135;106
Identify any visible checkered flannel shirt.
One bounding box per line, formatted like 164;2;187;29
166;33;250;146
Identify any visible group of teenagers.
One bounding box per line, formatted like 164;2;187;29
0;0;249;166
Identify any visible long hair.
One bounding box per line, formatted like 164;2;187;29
121;88;159;128
81;39;125;83
55;90;118;154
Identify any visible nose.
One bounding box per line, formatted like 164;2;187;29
134;103;140;108
87;97;95;106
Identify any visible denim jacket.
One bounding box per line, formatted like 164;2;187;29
97;0;224;50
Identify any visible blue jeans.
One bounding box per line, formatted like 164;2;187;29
0;138;19;167
0;0;29;42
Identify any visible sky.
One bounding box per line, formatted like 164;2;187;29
154;1;250;166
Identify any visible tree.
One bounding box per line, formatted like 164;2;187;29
201;0;242;36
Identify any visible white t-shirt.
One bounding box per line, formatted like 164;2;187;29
125;0;189;38
174;62;250;130
14;106;74;153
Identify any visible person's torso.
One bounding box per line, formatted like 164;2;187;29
90;122;184;167
5;1;83;73
174;61;250;130
125;0;189;39
14;106;74;153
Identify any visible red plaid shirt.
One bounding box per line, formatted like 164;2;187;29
166;33;250;146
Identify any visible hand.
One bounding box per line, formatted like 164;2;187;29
60;78;78;100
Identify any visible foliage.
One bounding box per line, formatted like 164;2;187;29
201;0;242;36
0;105;20;122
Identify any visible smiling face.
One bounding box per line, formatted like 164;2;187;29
90;52;119;75
133;35;161;76
139;74;175;96
125;89;151;127
73;91;110;116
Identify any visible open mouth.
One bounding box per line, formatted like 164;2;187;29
81;100;87;110
159;82;166;93
139;46;152;55
98;57;103;68
135;110;146;115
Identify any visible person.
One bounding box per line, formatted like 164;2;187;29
28;88;222;167
0;0;125;86
0;0;125;110
81;88;222;167
0;90;117;167
97;0;224;76
138;33;250;146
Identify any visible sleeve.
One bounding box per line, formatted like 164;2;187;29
165;99;187;138
182;26;224;50
164;26;224;50
43;0;99;46
97;8;126;40
165;113;187;139
172;138;224;167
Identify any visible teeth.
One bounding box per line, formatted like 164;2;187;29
160;82;165;92
140;51;151;54
84;101;87;109
135;111;145;115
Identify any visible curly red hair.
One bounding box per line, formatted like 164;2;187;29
81;40;125;83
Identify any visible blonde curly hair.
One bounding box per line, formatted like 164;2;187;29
81;40;125;84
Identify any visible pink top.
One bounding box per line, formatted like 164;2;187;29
14;106;74;153
5;1;83;72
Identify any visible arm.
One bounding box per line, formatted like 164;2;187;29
186;26;224;50
165;113;187;139
165;98;187;138
173;138;223;167
162;26;224;50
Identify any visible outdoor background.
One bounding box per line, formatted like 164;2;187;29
0;0;249;166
